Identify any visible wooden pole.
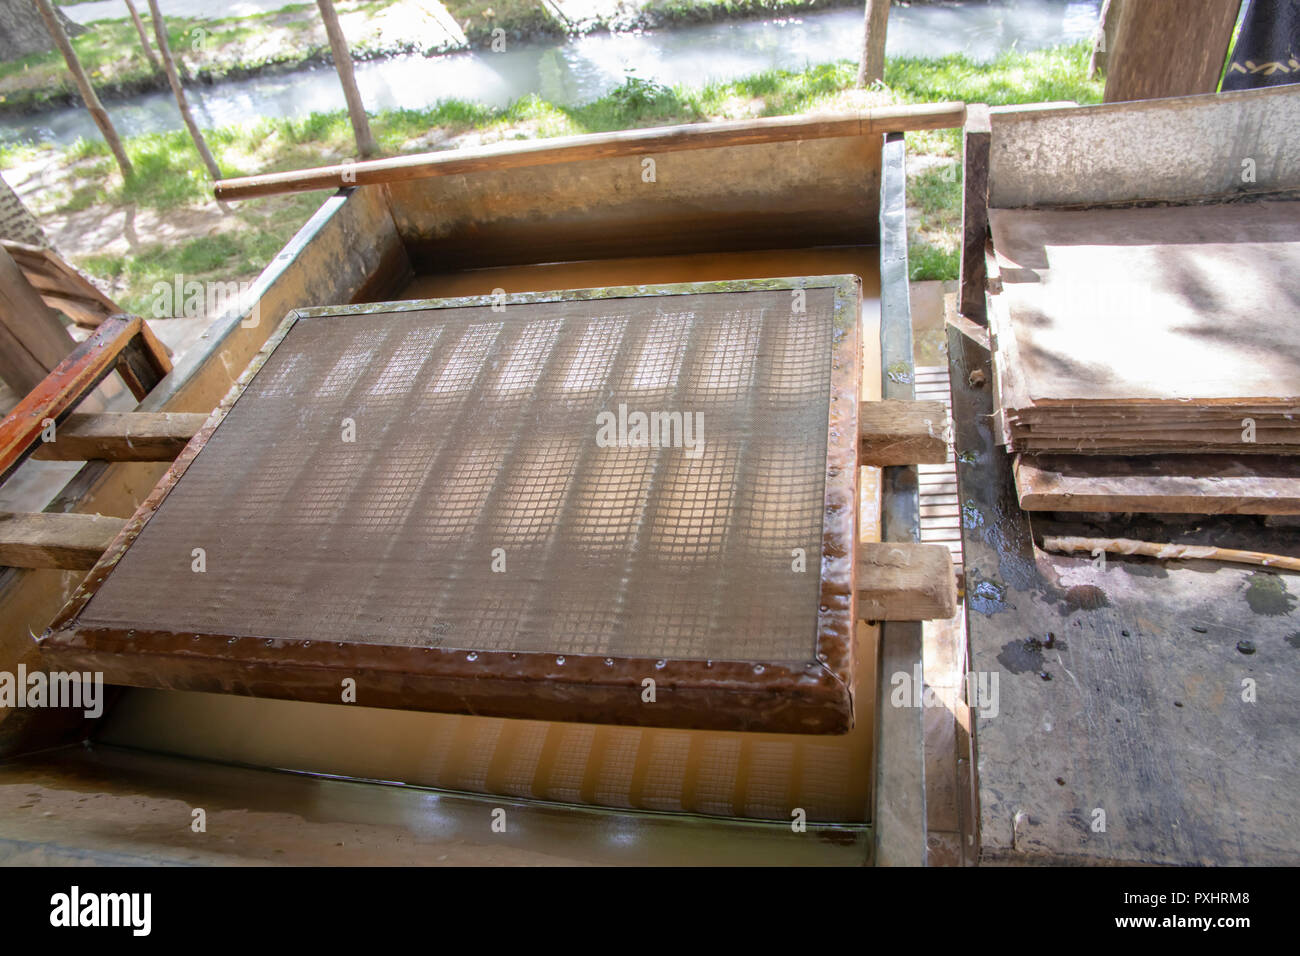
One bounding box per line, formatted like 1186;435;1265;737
33;0;133;179
1044;535;1300;573
146;0;222;182
316;0;378;158
856;0;890;88
214;102;967;200
123;0;163;75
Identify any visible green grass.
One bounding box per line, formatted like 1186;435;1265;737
0;6;332;110
442;0;563;43
906;161;963;282
909;162;963;217
907;241;960;283
648;0;856;21
33;40;1100;306
79;193;322;314
1;17;239;86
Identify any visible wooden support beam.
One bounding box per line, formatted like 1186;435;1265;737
214;103;967;200
3;240;121;329
1103;0;1240;103
113;319;171;400
0;245;76;395
856;542;957;621
31;412;206;462
1015;453;1300;515
0;315;172;485
0;512;125;570
945;294;990;352
859;399;950;467
957;103;991;324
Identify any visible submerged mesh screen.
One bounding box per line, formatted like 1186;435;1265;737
79;288;835;662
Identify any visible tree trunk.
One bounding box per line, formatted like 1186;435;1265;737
123;0;163;74
0;173;48;248
146;0;222;181
317;0;378;158
1103;0;1239;103
856;0;890;88
0;0;82;61
33;0;133;179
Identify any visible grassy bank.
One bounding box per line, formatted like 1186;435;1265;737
5;0;861;114
1;1;452;114
8;41;1102;313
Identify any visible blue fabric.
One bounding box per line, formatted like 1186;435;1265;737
1222;0;1300;90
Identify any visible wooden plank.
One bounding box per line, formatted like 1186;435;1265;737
2;240;119;329
30;412;206;462
857;542;956;623
392;136;883;271
113;318;171;400
859;399;949;466
0;512;125;570
0;245;76;394
0;306;51;397
958;104;991;323
1017;453;1300;515
990;201;1300;404
214;104;966;200
988;201;1300;456
1104;0;1239;104
945;296;990;352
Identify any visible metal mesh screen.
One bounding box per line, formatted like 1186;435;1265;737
79;288;835;662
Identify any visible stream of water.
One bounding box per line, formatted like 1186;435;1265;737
1;0;1099;148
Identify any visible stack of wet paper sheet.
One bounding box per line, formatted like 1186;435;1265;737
987;200;1300;457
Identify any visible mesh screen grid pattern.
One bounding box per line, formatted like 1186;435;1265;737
79;288;836;663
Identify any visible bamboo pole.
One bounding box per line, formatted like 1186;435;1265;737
214;102;966;200
316;0;378;158
123;0;163;74
33;0;133;179
146;0;222;182
1043;535;1300;573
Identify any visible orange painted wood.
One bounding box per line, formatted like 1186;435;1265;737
0;315;171;484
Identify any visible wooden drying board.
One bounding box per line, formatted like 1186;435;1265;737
988;200;1300;452
1014;453;1300;515
42;278;861;734
949;318;1300;865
